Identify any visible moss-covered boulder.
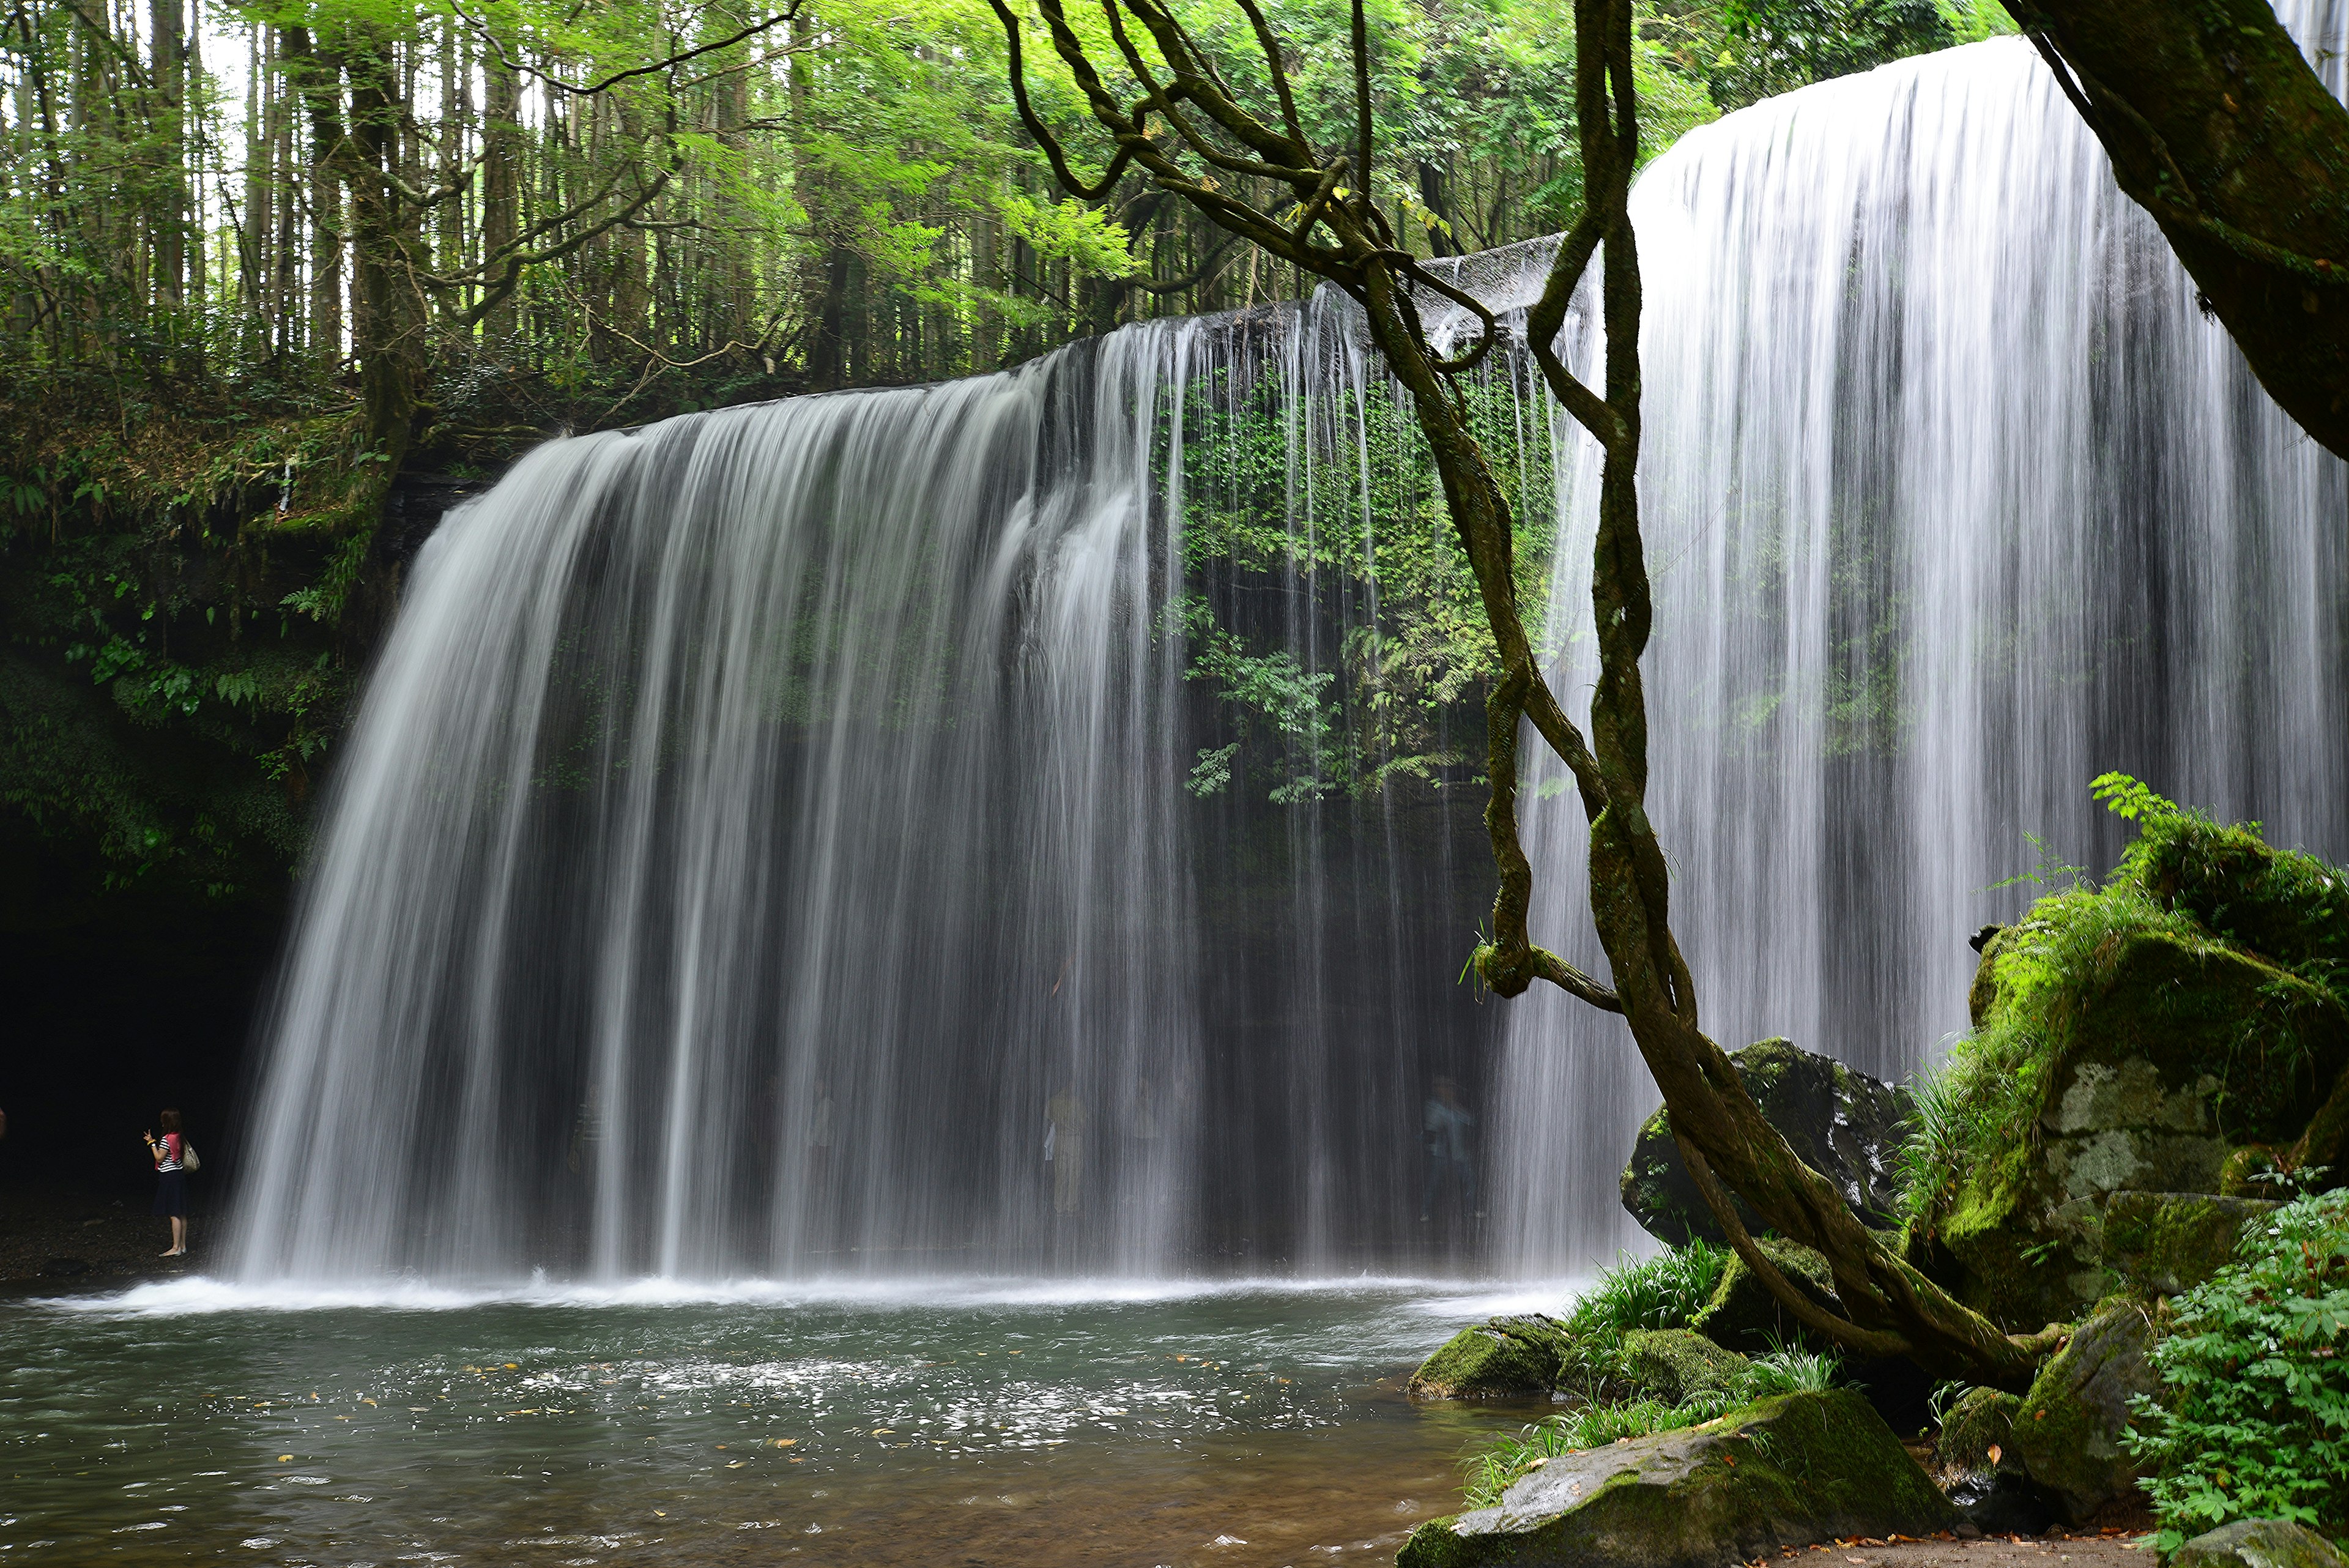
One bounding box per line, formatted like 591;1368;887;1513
1933;912;2347;1331
1929;1384;2065;1533
1619;1329;1750;1403
2010;1300;2159;1523
1411;1315;1573;1398
1690;1236;1842;1354
1395;1389;1956;1568
2102;1190;2280;1298
1620;1039;1911;1249
1935;1386;2020;1479
2172;1519;2349;1568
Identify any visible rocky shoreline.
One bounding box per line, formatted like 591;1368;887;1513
1398;808;2348;1567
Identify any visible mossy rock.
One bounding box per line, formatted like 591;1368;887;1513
2134;817;2349;995
2219;1145;2283;1197
1411;1314;1573;1398
1620;1329;1750;1404
2101;1189;2279;1298
1395;1388;1957;1568
1690;1236;1842;1354
1620;1039;1910;1249
2172;1519;2349;1568
2010;1300;2159;1523
1940;921;2348;1331
1935;1386;2021;1479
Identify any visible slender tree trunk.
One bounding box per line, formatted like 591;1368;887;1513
480;36;519;346
344;28;426;464
149;0;184;311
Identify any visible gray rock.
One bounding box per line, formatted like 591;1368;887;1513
1396;1389;1956;1568
2011;1301;2159;1522
2173;1520;2349;1568
1620;1039;1910;1249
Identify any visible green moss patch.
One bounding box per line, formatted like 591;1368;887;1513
1620;1329;1751;1403
1410;1315;1574;1398
1905;798;2349;1330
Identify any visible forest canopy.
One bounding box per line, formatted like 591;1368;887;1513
0;0;1997;900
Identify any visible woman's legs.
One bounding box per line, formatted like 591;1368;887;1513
171;1215;187;1254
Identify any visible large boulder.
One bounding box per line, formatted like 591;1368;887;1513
2101;1190;2279;1298
1620;1039;1911;1249
1411;1315;1573;1399
1619;1329;1749;1404
1939;921;2348;1331
1396;1389;1956;1568
2009;1300;2160;1523
2172;1520;2349;1568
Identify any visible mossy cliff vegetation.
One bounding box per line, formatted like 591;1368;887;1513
1906;782;2349;1332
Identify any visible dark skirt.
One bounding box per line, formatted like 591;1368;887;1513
152;1169;188;1217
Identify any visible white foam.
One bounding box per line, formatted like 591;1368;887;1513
38;1271;1591;1320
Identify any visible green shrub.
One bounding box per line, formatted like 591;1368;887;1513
2121;1189;2349;1551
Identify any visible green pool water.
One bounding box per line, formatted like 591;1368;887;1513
1;1276;1559;1566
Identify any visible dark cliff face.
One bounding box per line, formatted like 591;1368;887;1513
0;466;493;1190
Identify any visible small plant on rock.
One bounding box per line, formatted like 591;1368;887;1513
2121;1188;2349;1551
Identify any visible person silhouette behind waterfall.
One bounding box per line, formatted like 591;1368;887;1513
1419;1076;1478;1226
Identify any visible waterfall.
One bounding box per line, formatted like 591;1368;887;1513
1493;18;2349;1271
235;330;1224;1279
237;17;2349;1287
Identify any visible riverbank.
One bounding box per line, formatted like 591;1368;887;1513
0;1179;207;1285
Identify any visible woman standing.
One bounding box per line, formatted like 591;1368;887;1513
144;1109;191;1257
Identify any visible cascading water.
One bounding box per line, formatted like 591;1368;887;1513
1493;18;2349;1271
237;18;2349;1287
235;330;1224;1279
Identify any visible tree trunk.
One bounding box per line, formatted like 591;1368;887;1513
2012;0;2349;458
480;39;519;346
284;26;344;368
149;0;184;311
344;29;426;467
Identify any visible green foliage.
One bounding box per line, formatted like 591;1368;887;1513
2122;1189;2349;1551
0;385;376;894
1573;1241;1735;1339
1707;0;1955;108
2090;769;2180;826
1173;346;1560;803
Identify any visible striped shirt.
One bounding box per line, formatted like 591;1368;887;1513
155;1133;183;1173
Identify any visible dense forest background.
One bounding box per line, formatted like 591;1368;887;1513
0;0;2002;1178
